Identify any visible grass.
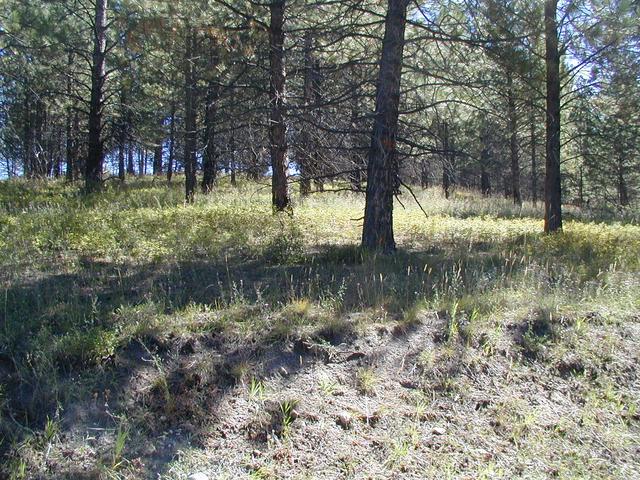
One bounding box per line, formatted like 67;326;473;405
0;176;639;479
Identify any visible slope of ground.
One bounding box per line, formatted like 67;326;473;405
0;178;638;479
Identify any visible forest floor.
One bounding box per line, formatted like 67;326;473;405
0;178;639;479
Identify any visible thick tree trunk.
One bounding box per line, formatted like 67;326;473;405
184;29;198;202
269;0;290;211
85;0;108;192
544;0;562;232
507;72;521;206
361;0;408;253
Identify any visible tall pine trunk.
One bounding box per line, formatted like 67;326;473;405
167;99;176;182
85;0;108;192
269;0;290;211
202;42;220;193
530;109;537;206
544;0;562;232
507;72;521;205
361;0;408;253
298;33;313;196
184;29;198;202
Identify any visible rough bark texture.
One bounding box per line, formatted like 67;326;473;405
544;0;562;232
184;29;197;203
361;0;408;253
269;0;290;211
85;0;108;192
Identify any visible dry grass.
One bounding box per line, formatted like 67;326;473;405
0;177;639;479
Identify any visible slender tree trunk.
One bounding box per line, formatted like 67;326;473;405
23;92;34;178
184;28;198;202
507;72;521;206
361;0;408;253
441;122;453;199
85;0;108;192
269;0;290;211
167;99;176;182
617;158;629;206
420;159;429;189
117;93;127;181
34;100;47;177
530;110;537;206
578;165;584;206
117;135;125;181
298;33;313;196
349;79;362;191
138;147;144;176
153;121;164;176
229;135;237;186
54;129;63;178
202;41;220;193
544;0;562;232
312;59;324;192
72;109;82;179
126;142;135;175
65;99;78;181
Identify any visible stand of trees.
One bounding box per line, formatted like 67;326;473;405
1;0;638;250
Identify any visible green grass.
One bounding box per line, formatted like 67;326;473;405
0;176;639;479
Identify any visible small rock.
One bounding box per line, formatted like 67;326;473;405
336;411;352;429
432;427;446;435
188;473;209;480
280;366;289;376
399;379;418;389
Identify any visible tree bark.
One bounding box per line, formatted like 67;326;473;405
229;134;237;186
117;125;126;181
361;0;408;253
269;0;290;211
544;0;562;232
167;99;176;182
530;109;537;206
85;0;108;192
202;42;220;193
184;28;198;202
507;72;521;205
23;91;35;178
153;116;164;176
298;33;313;196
